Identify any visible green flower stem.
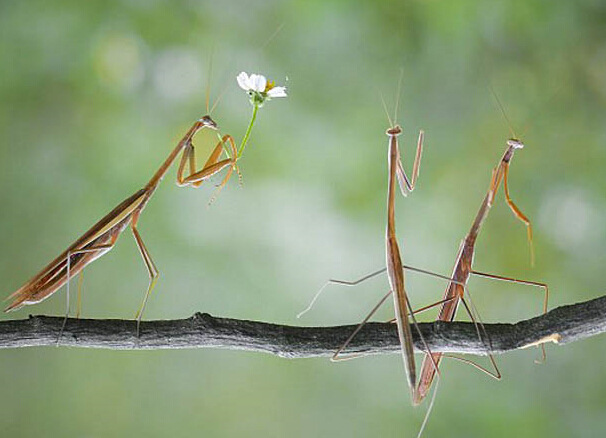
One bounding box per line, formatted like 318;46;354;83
238;103;259;158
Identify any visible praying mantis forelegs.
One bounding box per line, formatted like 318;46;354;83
5;116;220;336
396;130;424;196
177;134;242;203
503;164;535;266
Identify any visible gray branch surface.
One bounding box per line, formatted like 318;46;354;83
1;295;605;358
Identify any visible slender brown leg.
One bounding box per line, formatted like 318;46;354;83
440;354;502;380
182;158;233;186
386;296;457;323
59;243;116;344
176;135;240;205
298;264;468;319
331;291;392;362
76;271;84;319
208;165;234;205
131;222;159;339
177;141;225;187
456;297;501;379
470;269;548;314
333;295;457;361
178;135;236;186
471;269;548;362
193;135;240;189
176;143;192;187
503;164;535;266
190;138;226;187
395;130;424;196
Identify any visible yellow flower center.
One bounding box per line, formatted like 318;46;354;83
264;80;275;92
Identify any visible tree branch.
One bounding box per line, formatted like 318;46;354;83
1;295;604;357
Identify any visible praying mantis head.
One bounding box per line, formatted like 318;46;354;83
198;115;218;130
506;138;525;150
386;125;402;137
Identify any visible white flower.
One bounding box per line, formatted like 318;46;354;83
236;71;287;106
267;86;287;98
237;72;265;92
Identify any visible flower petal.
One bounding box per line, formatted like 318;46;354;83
236;72;250;90
267;86;287;98
250;74;267;92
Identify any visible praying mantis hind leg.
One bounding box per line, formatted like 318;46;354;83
59;242;117;344
298;263;471;320
407;293;444;389
386;295;458;324
296;268;387;319
471;269;549;362
76;270;84;319
426;295;502;382
330;292;459;361
450;296;502;379
131;220;159;339
331;290;392;362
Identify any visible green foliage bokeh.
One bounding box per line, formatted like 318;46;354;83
1;1;606;437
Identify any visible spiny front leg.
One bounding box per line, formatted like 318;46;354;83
176;139;224;187
395;130;424;196
503;164;534;266
176;135;239;192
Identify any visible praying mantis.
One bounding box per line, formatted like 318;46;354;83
324;120;468;403
298;90;469;403
299;96;549;416
4;115;221;334
177;72;286;201
383;121;426;399
4;71;287;336
412;133;549;406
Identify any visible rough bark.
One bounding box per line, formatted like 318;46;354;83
0;295;603;357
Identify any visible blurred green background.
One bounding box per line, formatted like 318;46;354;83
1;0;606;436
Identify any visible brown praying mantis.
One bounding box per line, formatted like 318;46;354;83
383;122;426;399
298;96;549;416
4;71;287;337
412;112;549;406
4;115;220;335
177;72;287;200
327;119;466;403
298;89;472;403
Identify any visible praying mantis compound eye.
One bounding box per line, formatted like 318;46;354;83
386;125;402;136
507;138;525;149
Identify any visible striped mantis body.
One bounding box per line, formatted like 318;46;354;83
384;123;426;399
297;91;465;402
299;134;548;437
413;136;549;405
4;116;222;335
324;123;466;403
5;72;286;337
